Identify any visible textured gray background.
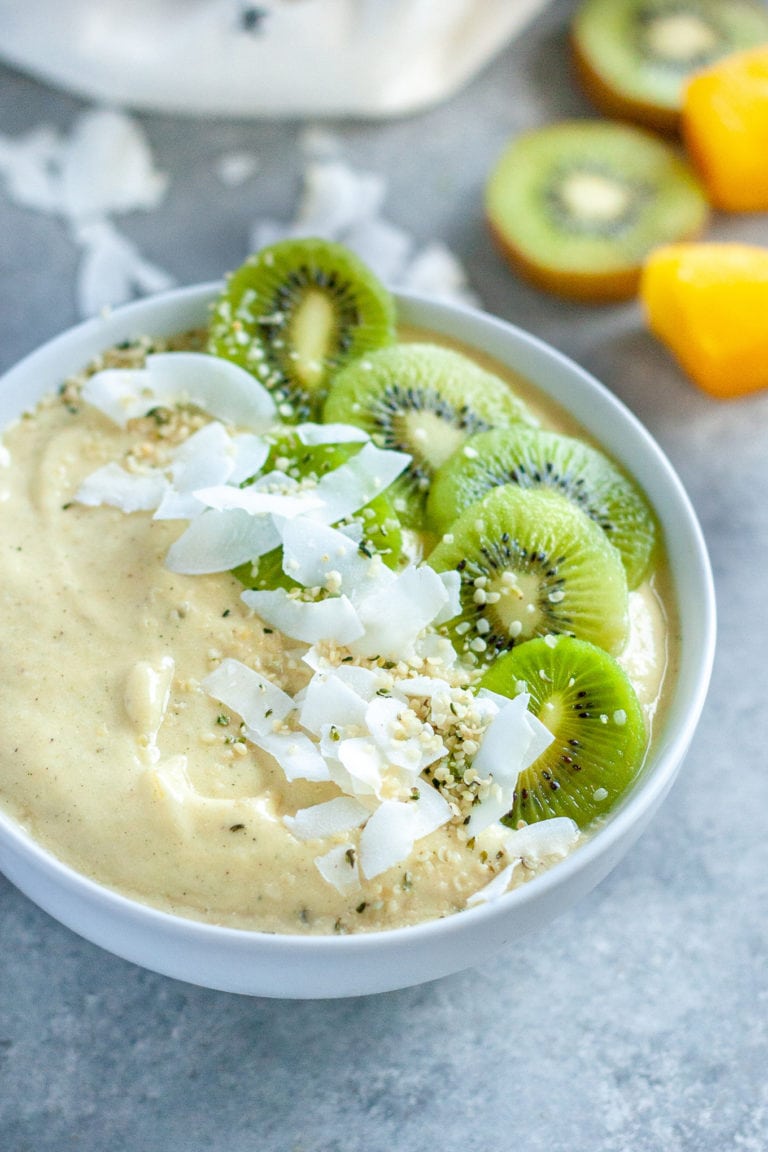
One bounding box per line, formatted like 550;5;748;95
1;2;767;1149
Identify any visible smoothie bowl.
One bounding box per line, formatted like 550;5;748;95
0;240;715;997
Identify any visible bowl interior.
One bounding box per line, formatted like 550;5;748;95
0;285;716;997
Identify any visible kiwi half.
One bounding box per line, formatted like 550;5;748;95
322;343;533;527
232;431;403;590
427;426;657;588
485;121;709;301
573;0;768;133
427;485;629;664
208;238;396;422
479;635;647;828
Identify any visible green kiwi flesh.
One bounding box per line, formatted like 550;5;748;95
207;237;396;422
574;0;768;117
427;426;657;588
232;432;403;590
479;635;647;828
322;343;534;527
427;485;629;664
486;121;708;279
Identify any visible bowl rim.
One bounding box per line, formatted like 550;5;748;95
0;283;716;974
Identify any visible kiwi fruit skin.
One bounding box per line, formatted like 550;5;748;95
231;432;403;590
427;485;629;663
479;635;647;829
208;237;396;422
485;121;709;302
322;342;533;527
427;426;658;589
572;0;768;133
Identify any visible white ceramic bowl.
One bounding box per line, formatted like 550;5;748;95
0;285;715;998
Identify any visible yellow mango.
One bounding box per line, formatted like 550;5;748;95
641;243;768;398
683;45;768;211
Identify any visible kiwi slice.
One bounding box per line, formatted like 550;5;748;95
485;121;709;302
232;431;403;590
573;0;768;133
427;485;629;664
208;238;396;422
322;343;533;527
427;426;657;588
479;635;647;828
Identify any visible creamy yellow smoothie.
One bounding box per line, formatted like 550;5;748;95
0;330;675;935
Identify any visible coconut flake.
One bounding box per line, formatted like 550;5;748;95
349;563;450;660
298;672;369;736
314;843;361;894
165;508;280;573
170;421;235;488
394;675;454;700
0;124;66;214
202;657;294;734
75;462;169;512
433;569;462;625
241;588;364;646
215;151;259;187
249;729;330;783
503;818;580;864
359;788;451;879
229;433;270;485
295;422;369;446
465;863;519;908
153;421;238;521
61;108;168;221
468;694;555;836
399;241;479;308
193;482;322;519
344;216;414;285
145;353;276;429
0;110;167;221
81;367;157;427
302;656;386;700
84;354;276;431
284;796;369;842
279;516;390;599
333;737;386;796
311;442;411;524
364;696;446;774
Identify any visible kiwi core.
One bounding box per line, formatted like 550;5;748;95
288;290;336;387
395;409;469;475
486;570;544;642
558;170;635;226
642;12;719;64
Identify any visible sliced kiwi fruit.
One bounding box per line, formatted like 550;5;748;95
427;485;629;665
573;0;768;133
208;238;396;422
479;635;647;828
485;121;709;302
427;426;657;588
232;431;403;590
322;343;533;527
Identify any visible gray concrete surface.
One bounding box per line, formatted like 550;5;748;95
1;2;767;1149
